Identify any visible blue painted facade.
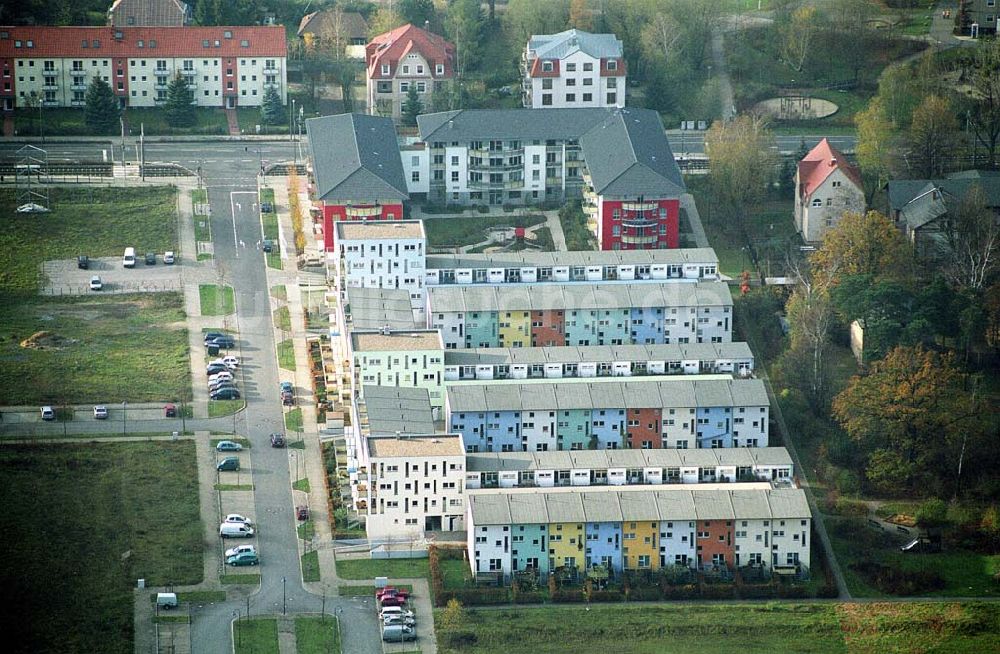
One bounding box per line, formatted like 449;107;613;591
451;411;488;452
590;408;626;449
696;407;733;448
629;307;665;344
565;310;598;346
596;309;630;345
485;410;523;452
586;522;624;573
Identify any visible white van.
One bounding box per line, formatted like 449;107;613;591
123;247;136;268
156;593;178;610
219;522;255;538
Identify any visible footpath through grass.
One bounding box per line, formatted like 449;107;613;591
0;293;190;405
435;602;1000;654
0;442;201;654
295;616;341;654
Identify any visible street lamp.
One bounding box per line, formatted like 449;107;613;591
122;400;127;436
232;610;242;646
290;97;296;144
282;576;287;615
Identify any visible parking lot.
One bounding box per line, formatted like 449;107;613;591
41;256;182;295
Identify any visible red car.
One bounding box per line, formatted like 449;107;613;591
379;595;407;607
296;505;309;521
376;587;409;601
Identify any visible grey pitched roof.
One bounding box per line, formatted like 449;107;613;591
426;247;718;270
579;108;685;197
361;385;436;435
418;108;613;143
344;287;418;331
528;29;624;60
297;9;369;39
444;342;754;368
306;113;409;203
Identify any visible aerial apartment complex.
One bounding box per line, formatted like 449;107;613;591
522;29;627;110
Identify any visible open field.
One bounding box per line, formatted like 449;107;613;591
0;293;190;405
335;558;430;581
423;214;547;249
0;187;178;294
0;442;201;654
296;616;341;654
436;602;1000;654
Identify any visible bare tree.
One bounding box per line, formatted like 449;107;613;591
942;186;1000;291
781;6;818;73
641;12;683;66
969;39;1000;166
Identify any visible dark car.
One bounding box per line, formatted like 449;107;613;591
279;381;294;393
262;239;274;253
270;432;285;448
260;201;274;213
204;331;227;343
296;505;309;521
77;255;89;270
281;391;295;406
206;363;229;375
211;388;241;400
164;403;178;418
208;335;236;349
210;381;238;393
145;252;156;265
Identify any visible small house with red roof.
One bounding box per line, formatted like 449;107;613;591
366;23;454;121
794;138;865;242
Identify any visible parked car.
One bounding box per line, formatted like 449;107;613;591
40;406;55;421
89;275;103;291
210;383;239;395
270;432;285;448
163;251;175;264
379;595;408;608
216;457;240;472
206;363;229;375
222;355;240;368
281;391;295;406
77;255;89;269
164;403;178;418
156;593;178;610
145;252;156;265
262;239;274;253
211;388;241;400
380;607;414;620
381;625;416;641
261;201;274;213
225;543;256;558
215;440;243;452
208;335;236;349
208;371;234;383
296;506;309;521
376;587;409;601
93;405;109;420
279;381;294;393
219;522;254;538
204;332;227;344
224;513;252;525
226;551;259;566
383;615;416;627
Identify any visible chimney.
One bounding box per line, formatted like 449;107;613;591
830;158;837;166
448;119;454;129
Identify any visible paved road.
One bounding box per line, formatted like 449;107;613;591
668;131;857;156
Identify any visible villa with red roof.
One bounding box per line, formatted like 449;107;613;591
366;23;454;121
0;25;286;112
794;138;865;242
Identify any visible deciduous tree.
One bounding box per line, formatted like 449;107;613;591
854;98;896;202
907;94;960;178
400;0;437;29
967;38;1000;166
781;6;817;73
809;210;909;283
785;281;834;408
569;0;593;30
84;75;120;134
942;186;1000;292
446;0;483;75
704;114;777;232
369;7;405;38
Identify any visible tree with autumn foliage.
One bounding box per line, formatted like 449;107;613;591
809;210;910;284
831;346;981;495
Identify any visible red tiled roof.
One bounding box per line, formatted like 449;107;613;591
366;23;454;80
528;58;559;78
798;137;862;199
0;26;286;58
598;57;626;77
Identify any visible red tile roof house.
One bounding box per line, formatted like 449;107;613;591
366;23;454;121
794;138;865;243
0;25;286;112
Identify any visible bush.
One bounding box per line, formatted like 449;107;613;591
589;590;624;603
833;497;869;517
550;589;586;603
776;584;810;599
699;584;738;600
512;590;545;604
625;587;661;601
738;584;778;599
849;561;946;595
437;588;510;606
916;498;949;529
476;205;490;214
660;584;700;600
442;632;478;648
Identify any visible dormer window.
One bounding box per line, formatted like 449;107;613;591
542;61;553;72
224;31;233;39
607;60;618;71
381;64;390;76
436;63;444;75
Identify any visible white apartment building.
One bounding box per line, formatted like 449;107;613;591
359;434;467;542
0;26;286;111
350;330;445;410
523;29;626;109
334;220;426;311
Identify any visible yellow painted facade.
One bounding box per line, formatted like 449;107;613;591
622;520;660;571
548;522;585;570
499;310;531;348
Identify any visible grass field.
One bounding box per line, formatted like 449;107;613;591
192;188;212;244
13;107;228;136
285;407;303;432
274;305;292;331
277;339;296;370
222;573;261;585
235;618;279;654
295;616;341;654
199;284;236;316
293;477;310;492
435;602;1000;654
335;558;429;580
0;293;190;405
0;442;201;654
423;214;547;249
208;399;244;418
0;187;178;294
302;550;321;582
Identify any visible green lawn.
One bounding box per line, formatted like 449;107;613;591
298;519;315;540
293;477;310;492
423;214;547;249
274;305;292;331
199;284;236;316
0;293;190;405
0;442;201;654
302;550;321;582
295;616;341;654
271;284;287;301
0;187;178;294
284;407;303;432
12;107;228;137
559;202;597;251
436;602;1000;654
335;558;429;580
208;399;244;418
215;483;254;491
267;252;283;269
277;339;296;370
237;108;290;136
235;618;279;654
192;188;212;243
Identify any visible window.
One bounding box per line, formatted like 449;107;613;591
402;65;409;74
607;77;617;88
381;64;390;76
566;78;576;86
542;78;552;90
583;77;593;86
583;62;593;71
542;94;552;106
566;63;576;72
811;198;822;207
451;171;459;182
542;61;554;72
606;92;617;104
583;93;592;102
608;60;618;71
566;93;576;102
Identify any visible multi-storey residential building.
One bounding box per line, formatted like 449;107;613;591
794;138;865;243
307;114;410;251
444;342;754;382
426;281;733;350
522;29;626;110
339;287;420;336
415;108;684;250
297;9;369;59
333;220;425;309
464;447;794;490
344;385;437;480
446;376;770;452
0;26;286;112
351;330;445;410
466;486;811;579
356;434;466;541
366;23;454;120
108;0;190;26
958;0;999;36
425;248;719;287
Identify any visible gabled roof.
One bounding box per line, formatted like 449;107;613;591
0;26;285;57
306;113;408;204
297;10;369;40
366;23;454;80
418;108;612;142
108;0;189;27
797;138;862;199
528;29;623;60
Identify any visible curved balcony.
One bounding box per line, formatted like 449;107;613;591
621;233;659;245
621;217;657;229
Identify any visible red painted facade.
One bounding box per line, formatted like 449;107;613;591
530;310;565;347
598;197;679;251
625;408;661;449
696;519;734;568
1;58;13;110
320;201;405;251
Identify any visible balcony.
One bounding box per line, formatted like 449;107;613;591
621;233;659;245
71;82;88;91
154;82;169;90
154;68;169;75
70;99;86;107
467;179;524;191
621;216;657;229
181;69;197;77
41;82;58;90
